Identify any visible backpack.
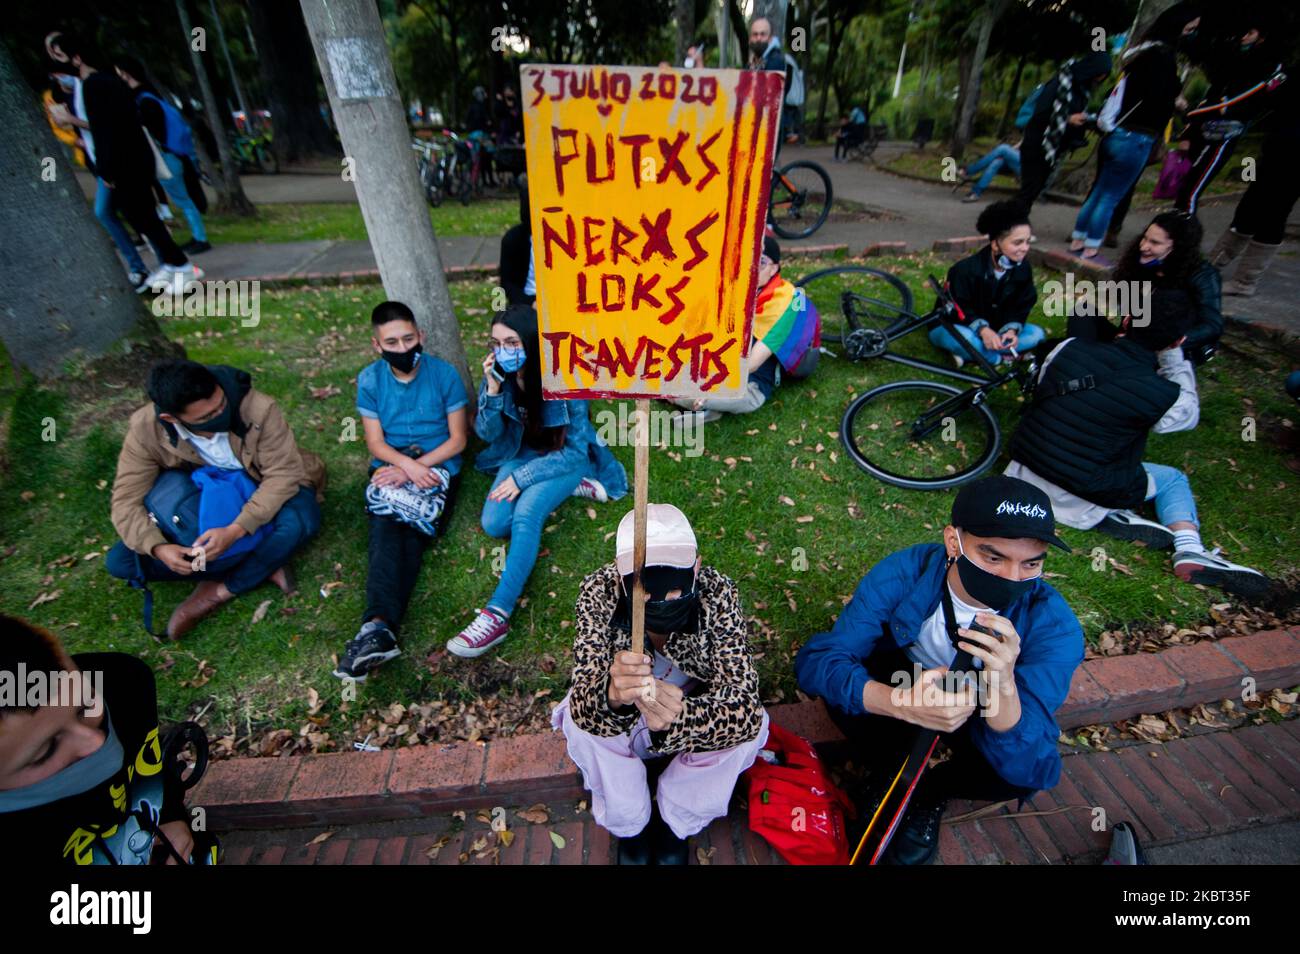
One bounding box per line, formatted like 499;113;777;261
1014;83;1045;129
783;53;805;107
743;722;856;865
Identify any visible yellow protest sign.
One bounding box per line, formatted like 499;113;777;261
521;65;784;400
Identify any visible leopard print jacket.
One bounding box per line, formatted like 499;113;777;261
566;562;764;755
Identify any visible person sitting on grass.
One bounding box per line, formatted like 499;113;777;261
333;301;469;682
1005;288;1269;599
0;614;217;864
105;360;325;639
553;504;769;865
931;200;1045;369
795;475;1083;866
448;305;627;659
672;236;820;424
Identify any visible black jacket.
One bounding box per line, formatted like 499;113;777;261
81;70;155;186
940;246;1037;332
1023;52;1112;157
1083;259;1222;363
1114;43;1182;137
1008;337;1179;509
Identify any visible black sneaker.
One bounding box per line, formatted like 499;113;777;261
616;826;654;865
1095;509;1175;550
181;239;213;255
651;807;689;865
333;620;400;682
1103;820;1147;865
882;796;948;865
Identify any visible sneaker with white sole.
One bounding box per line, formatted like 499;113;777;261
129;270;150;294
447;607;509;658
1172;549;1270;600
1094;510;1175;550
333;620;400;682
145;263;205;296
571;477;608;502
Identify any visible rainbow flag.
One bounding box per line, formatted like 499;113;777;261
752;276;820;373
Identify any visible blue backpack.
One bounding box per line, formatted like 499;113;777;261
1015;84;1046;129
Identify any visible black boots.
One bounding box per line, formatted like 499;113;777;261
616;801;689;865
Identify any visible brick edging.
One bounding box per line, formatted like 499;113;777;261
193;627;1300;829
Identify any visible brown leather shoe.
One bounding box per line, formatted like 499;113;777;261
268;565;297;595
166;580;234;640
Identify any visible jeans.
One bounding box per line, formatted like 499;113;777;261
480;449;585;615
967;143;1021;196
363;468;456;633
105;485;321;595
1072;129;1156;247
160;152;207;243
107;176;188;268
1142;462;1198;528
96;177;147;274
928;321;1046;366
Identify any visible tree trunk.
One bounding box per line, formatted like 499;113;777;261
208;0;249;116
299;0;473;403
246;0;337;165
995;52;1028;140
674;0;694;65
0;43;175;378
949;0;1008;156
813;16;846;140
726;0;749;66
176;0;255;216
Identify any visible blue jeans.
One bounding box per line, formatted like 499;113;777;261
928;321;1045;366
1072;129;1155;247
106;485;321;595
480;450;585;615
160;152;207;243
1142;462;1198;528
967;143;1021;196
96;177;147;274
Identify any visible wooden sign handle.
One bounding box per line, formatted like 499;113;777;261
629;398;650;658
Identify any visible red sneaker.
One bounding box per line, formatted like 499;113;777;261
447;608;509;658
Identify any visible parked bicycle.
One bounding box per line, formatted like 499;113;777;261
768;159;833;239
795;265;1039;489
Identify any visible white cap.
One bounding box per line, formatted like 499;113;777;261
615;504;697;575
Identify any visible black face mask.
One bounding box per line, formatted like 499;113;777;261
750;40;769;57
644;592;699;634
185;396;235;433
381;343;422;374
613;566;699;633
953;534;1035;610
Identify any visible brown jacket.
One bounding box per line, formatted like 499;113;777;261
568;563;764;755
110;386;326;556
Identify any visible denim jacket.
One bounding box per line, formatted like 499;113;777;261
473;378;628;498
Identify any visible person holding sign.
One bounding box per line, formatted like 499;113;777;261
447;306;628;659
673;237;820;422
552;504;769;864
795;476;1083;865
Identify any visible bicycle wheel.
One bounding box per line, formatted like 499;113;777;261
255;144;279;174
769;160;833;239
795;265;914;346
840;380;1001;490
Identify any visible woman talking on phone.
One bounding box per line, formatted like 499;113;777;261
447;305;628;659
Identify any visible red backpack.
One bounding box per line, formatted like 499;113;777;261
744;722;856;865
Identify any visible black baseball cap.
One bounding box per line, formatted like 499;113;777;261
951;475;1070;552
762;235;781;265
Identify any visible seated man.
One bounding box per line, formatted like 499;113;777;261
796;476;1083;865
672;236;819;423
334;301;469;681
106;360;325;638
553;504;769;865
1006;288;1268;598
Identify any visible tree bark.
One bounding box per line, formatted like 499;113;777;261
674;0;695;65
995;52;1028;141
299;0;473;403
246;0;337;165
0;43;174;378
949;0;1009;157
176;0;255;216
813;14;846;140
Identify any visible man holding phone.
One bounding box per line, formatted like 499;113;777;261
796;476;1083;864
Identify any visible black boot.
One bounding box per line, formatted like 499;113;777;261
651;805;690;865
617;824;655;865
882;796;948;866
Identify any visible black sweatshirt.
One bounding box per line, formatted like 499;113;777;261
80;70;155;187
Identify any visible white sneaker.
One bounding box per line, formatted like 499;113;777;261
1095;510;1175;550
1172;548;1270;600
145;263;205;296
157;203;174;222
571;477;608;502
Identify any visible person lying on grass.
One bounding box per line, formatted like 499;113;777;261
105;359;324;639
796;475;1082;865
334;301;469;682
554;504;769;864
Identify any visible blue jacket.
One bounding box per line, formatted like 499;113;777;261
473;379;628;499
795;543;1083;791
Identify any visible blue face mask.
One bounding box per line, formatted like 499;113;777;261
494;345;526;373
996;253;1014;270
0;709;122;814
1140;255;1164;267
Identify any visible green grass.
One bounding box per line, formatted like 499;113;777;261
171;199;519;246
0;257;1294;749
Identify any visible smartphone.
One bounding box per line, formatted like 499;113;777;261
487;353;506;383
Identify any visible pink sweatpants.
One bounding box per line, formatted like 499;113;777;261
551;691;770;840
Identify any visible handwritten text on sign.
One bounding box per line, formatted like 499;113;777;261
522;65;783;399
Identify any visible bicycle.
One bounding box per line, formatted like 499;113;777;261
412;138;446;206
795;265;1039;489
768;159;833;239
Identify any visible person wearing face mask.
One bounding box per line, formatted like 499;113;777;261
796;476;1082;865
931;200;1044;368
1006;288;1269;598
554;504;768;864
449;306;628;658
748;15;788;152
333;302;469;681
0;615;217;864
104;360;325;639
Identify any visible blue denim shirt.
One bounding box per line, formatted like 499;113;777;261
473;379;628;499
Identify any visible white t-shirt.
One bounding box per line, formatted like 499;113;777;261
172;423;243;471
72;76;96;165
906;584;987;673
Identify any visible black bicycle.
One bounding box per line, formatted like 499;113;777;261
768;160;833;239
796;266;1038;489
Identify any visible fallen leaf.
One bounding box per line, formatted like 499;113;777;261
307;830;335;846
549;830;566;850
516;804;549;825
696;845;716;865
28;590;61;610
498;829;516;848
309;384;342;399
778;495;795;506
251;599;273;624
424;835;452;859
